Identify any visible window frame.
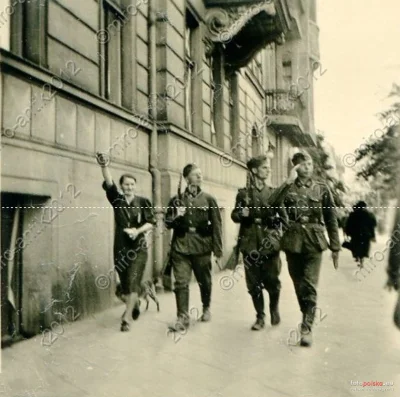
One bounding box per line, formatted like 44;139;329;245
100;0;126;106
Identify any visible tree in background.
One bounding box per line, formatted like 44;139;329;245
306;133;347;207
353;83;400;232
355;83;400;199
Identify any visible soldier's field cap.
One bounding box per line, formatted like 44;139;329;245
291;150;312;166
183;163;199;178
247;155;268;170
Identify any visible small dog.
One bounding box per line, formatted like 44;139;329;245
115;280;160;312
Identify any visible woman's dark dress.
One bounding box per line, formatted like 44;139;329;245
103;182;156;294
345;209;377;259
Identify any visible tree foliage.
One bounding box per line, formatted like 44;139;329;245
355;83;400;197
306;133;346;206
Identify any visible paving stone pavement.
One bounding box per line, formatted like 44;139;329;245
1;235;400;397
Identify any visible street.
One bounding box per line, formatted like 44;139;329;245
1;235;400;397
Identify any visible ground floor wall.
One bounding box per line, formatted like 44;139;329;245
0;66;291;339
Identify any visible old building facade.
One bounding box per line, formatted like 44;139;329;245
0;0;319;343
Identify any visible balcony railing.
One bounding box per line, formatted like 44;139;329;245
265;89;302;116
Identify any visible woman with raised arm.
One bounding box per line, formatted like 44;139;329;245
96;152;156;332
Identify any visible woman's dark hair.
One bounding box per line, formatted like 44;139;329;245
119;173;137;185
354;200;367;210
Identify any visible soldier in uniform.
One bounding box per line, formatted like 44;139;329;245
280;151;340;346
166;164;223;331
231;155;299;331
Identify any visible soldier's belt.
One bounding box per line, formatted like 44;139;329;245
253;218;275;228
289;216;321;224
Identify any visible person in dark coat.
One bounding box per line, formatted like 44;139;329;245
96;152;156;332
230;155;299;331
166;164;223;331
279;151;340;347
344;201;377;268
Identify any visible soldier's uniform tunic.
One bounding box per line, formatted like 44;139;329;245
231;182;290;321
166;187;222;318
280;178;340;330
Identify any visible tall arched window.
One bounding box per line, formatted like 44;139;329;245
252;125;260;157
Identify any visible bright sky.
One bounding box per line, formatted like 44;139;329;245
315;0;400;160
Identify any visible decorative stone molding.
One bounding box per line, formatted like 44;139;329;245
203;37;215;58
205;1;276;43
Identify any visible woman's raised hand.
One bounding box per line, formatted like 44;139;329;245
96;152;110;167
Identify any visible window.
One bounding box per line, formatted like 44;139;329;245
185;10;199;133
210;67;217;146
282;58;292;88
101;0;126;105
10;0;47;66
252;126;260;157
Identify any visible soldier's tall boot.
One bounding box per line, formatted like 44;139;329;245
199;284;212;322
269;291;281;326
168;288;190;332
250;292;265;331
300;303;315;347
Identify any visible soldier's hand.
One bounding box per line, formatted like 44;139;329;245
286;164;301;184
176;206;186;217
214;256;223;271
332;251;339;270
96;152;110;167
241;207;250;217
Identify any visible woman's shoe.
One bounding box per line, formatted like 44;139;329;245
132;301;141;320
120;320;130;332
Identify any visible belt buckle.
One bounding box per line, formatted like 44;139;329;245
300;216;309;224
188;227;196;233
254;218;262;225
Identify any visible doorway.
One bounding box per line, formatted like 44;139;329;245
1;193;24;347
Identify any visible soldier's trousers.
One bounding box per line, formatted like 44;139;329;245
243;251;282;320
171;250;212;310
286;251;323;330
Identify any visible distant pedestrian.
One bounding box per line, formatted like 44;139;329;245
96;152;156;332
344;201;377;268
165;164;223;332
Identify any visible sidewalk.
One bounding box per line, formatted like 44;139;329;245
1;239;400;397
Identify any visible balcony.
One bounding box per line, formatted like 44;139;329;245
204;0;293;71
265;89;315;145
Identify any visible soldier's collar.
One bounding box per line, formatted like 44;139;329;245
185;186;202;198
295;178;313;188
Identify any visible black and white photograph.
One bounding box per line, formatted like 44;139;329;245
0;0;399;396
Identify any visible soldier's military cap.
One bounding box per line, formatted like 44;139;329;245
246;155;268;171
291;150;312;166
183;163;199;178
